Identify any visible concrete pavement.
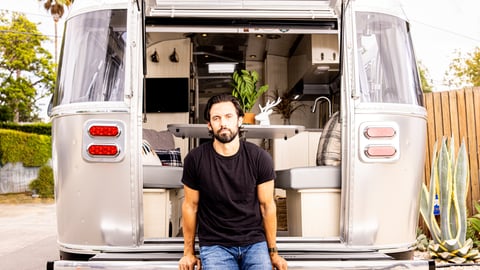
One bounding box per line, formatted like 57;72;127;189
0;203;58;270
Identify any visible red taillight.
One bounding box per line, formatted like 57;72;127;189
88;125;119;137
87;145;119;156
364;127;396;138
365;145;396;157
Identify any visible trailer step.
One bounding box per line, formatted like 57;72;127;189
89;251;390;262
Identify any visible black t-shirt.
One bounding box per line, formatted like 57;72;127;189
182;140;275;247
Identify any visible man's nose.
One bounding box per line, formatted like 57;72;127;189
220;117;229;126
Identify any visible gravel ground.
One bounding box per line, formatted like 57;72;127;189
414;251;480;269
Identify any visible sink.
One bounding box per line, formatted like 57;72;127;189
275;166;340;189
143;165;183;188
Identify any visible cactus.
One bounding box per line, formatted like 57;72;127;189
419;137;480;263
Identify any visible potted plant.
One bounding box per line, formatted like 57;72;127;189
268;88;305;125
231;69;269;124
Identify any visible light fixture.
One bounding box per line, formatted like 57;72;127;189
313;65;330;75
207;62;237;73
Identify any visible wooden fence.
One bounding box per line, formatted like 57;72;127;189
423;87;480;216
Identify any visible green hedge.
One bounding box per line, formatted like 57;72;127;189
0;122;51;136
0;129;52;167
29;165;54;198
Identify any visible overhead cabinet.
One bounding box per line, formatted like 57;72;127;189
288;34;339;90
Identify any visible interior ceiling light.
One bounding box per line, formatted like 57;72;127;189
207;62;237;73
266;34;281;39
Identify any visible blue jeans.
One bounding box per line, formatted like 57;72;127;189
199;241;272;270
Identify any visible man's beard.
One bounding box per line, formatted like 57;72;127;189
213;127;238;144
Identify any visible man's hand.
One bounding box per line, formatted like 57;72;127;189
271;253;288;270
179;254;201;270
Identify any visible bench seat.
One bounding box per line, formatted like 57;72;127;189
143;165;183;188
275;166;341;189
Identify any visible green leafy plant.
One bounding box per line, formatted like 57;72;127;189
420;136;480;263
231;69;269;113
29;165;54;198
468;201;480;247
416;233;430;252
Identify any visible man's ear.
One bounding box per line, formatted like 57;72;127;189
238;117;243;127
207;122;212;131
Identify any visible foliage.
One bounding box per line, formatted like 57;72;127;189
468;201;480;248
420;136;480;263
0;12;56;123
444;47;480;88
0;122;52;136
0;129;51;167
268;88;306;121
416;233;430;252
231;69;269;113
40;0;74;22
417;61;433;93
29;165;54;198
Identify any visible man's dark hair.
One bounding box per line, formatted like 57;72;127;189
204;94;245;122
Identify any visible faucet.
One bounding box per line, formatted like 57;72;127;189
312;96;332;118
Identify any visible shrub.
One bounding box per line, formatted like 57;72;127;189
29;165;54;198
0;122;51;135
0;129;51;167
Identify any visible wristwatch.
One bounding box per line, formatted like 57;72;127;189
268;247;278;254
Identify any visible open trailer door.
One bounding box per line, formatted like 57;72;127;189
49;0;433;269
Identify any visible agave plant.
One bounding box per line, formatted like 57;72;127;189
419;136;479;263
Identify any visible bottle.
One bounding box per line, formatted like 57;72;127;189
433;194;440;216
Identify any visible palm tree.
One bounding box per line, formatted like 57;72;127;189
40;0;74;62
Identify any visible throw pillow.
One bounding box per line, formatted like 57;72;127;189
156;148;182;167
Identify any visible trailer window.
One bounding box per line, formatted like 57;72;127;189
53;10;126;106
356;12;422;105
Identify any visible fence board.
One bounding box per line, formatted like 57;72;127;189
424;87;480;217
424;94;435;185
441;91;452;137
465;88;479;211
449;91;460;150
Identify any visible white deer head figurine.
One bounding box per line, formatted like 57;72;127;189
255;97;281;125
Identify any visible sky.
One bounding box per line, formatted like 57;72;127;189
1;0;479;119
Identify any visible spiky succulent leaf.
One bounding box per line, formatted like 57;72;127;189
438;138;454;241
453;140;469;245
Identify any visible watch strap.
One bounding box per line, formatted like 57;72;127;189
268;247;278;253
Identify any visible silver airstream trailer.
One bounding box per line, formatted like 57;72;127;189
48;0;432;269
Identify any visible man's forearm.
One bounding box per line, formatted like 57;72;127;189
262;200;278;249
182;203;197;255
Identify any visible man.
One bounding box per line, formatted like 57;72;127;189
179;94;288;270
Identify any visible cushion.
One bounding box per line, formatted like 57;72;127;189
156;148;182;167
142;129;175;150
316;111;341;166
141;140;162;165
